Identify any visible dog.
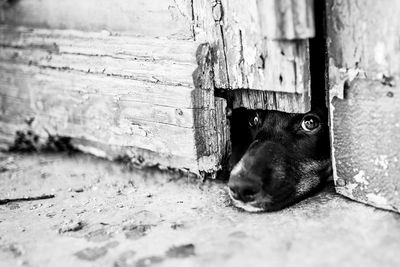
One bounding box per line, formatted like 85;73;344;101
227;108;332;212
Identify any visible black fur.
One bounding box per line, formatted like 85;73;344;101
227;108;331;212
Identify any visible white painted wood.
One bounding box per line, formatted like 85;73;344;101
0;0;194;39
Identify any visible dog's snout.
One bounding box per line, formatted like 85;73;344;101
228;177;261;203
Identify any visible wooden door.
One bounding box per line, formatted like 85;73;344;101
0;0;315;177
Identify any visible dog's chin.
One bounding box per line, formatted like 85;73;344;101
230;198;264;213
228;189;297;213
228;189;266;213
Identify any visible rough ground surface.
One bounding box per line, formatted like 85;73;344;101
1;152;400;267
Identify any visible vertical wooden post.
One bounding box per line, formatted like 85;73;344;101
194;0;314;113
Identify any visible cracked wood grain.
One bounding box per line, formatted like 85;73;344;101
257;0;315;40
0;0;194;40
193;0;312;112
0;26;224;174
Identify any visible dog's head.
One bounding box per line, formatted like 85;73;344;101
227;108;331;212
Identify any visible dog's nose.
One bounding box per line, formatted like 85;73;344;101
228;178;261;203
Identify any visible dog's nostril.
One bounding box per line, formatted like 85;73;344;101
239;187;259;202
242;188;258;199
229;183;260;203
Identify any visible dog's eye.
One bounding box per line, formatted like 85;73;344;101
301;115;320;132
248;114;260;128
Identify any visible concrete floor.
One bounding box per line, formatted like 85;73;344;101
1;152;400;267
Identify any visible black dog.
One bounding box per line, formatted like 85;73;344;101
227;108;332;212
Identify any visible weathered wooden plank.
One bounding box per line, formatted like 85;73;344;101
193;0;311;112
0;81;208;171
257;0;315;40
327;0;400;212
214;97;231;177
192;43;229;175
193;0;230;88
220;0;311;93
0;60;229;171
0;64;197;129
0;27;197;64
0;93;198;157
0;45;195;87
0;121;200;171
0;0;194;40
0;26;230;174
0;66;194;110
227;89;310;113
0;27;198;88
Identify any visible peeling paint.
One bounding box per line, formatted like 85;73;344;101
344;183;358;193
198;155;220;173
353;170;369;185
373;155;389;170
330;77;400;213
335;182;359;201
328;58;364;100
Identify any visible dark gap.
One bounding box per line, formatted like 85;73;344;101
309;0;328;109
343;80;350;99
309;0;332;188
213;88;229;100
